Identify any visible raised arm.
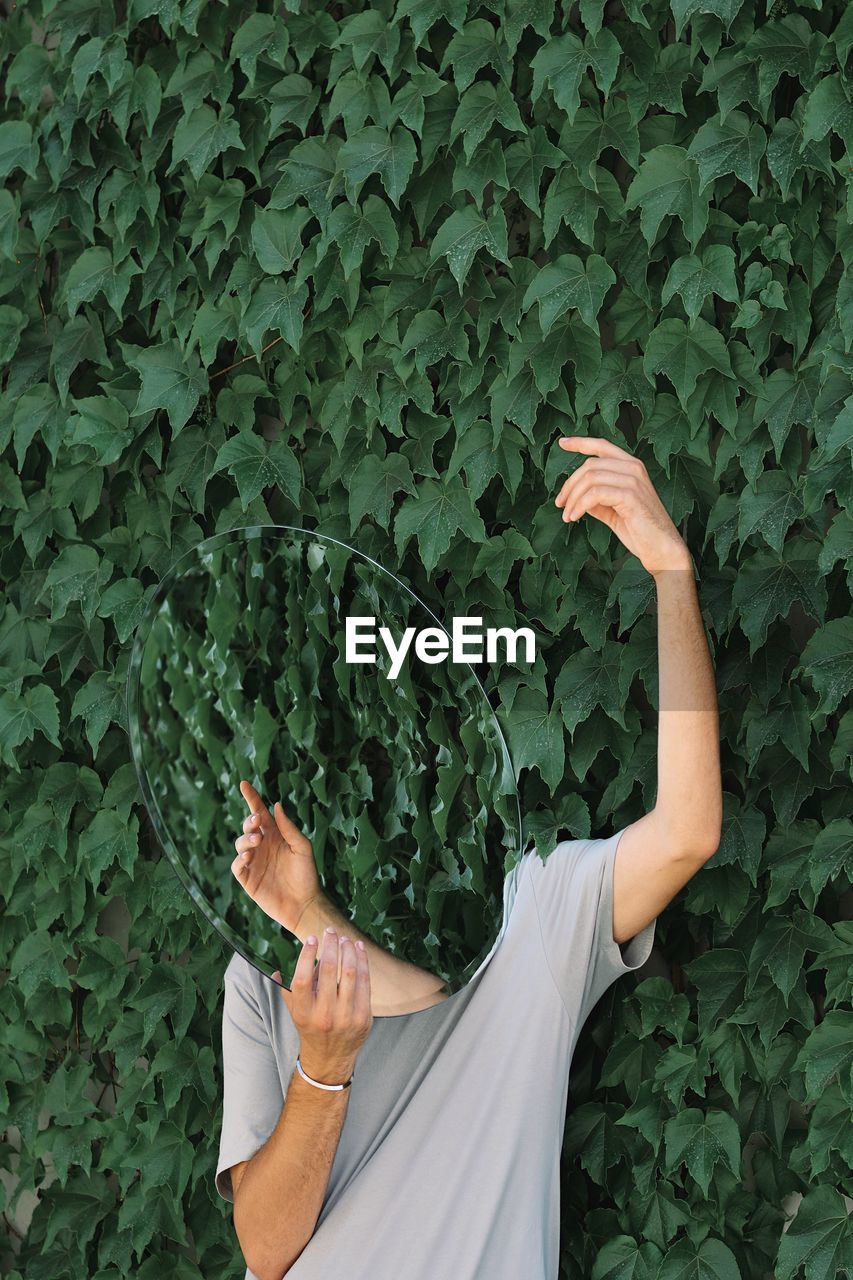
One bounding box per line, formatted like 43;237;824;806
554;435;723;944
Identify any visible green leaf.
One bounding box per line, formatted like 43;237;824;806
755;368;819;461
625;146;709;251
77;810;140;882
804;1083;853;1179
731;540;828;657
0;120;39;179
446;419;526;500
663;1107;741;1196
585;28;622;98
211;430;302;508
793;1010;853;1102
657;1236;743;1280
395;0;467;48
231;13;289;84
439;20;508;93
743;15;822;103
522;253;616;337
332;11;401;76
63;246;115;316
542;164;624;249
128;341;208;433
503;126;564;218
268;75;321;133
243;278;309;353
687;110;767;193
661;246;739;324
337;125;417;207
66;395;132;466
0;683;61;768
698;47;758;124
326;194;399;279
645;42;693;115
670;0;746;40
472;530;535;589
591;1235;662;1280
348;453;416;532
400;308;471;373
502;686;565;793
450;82;522;161
251;205;312;274
554;644;628;735
10;930;72;997
775;1185;853;1280
531;32;589;122
802;75;853;148
575;350;654;427
429;205;510;288
167;104;245;181
0;304;26;364
268;136;342;222
394;475;486;572
40;544;114;625
71;670;128;753
96;577;151;644
643;317;733;407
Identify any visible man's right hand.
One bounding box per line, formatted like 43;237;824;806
275;929;373;1085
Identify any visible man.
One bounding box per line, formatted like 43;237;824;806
215;436;723;1280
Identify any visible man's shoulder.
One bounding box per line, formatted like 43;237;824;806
223;949;261;989
521;835;604;877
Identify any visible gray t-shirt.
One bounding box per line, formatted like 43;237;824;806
216;826;657;1280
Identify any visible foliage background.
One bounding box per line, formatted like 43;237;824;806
1;0;851;1277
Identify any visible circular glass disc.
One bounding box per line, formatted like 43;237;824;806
127;526;522;1005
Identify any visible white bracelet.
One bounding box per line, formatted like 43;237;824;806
295;1056;353;1092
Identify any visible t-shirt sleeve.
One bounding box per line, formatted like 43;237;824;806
524;825;656;1029
215;954;285;1203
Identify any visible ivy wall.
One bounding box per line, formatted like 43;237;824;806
1;1;851;1277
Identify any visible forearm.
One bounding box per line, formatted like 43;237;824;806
295;897;448;1015
233;1067;352;1280
650;555;723;853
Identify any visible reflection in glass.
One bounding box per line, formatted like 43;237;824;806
127;526;522;995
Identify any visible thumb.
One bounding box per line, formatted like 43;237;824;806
273;802;312;855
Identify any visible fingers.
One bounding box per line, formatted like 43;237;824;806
239;780;273;827
285;935;318;1016
337;936;358;1013
235;829;261;855
239;779;262;812
240;794;311;856
273;802;313;855
555;459;645;520
563;485;628;523
233;825;262;874
354;940;371;1026
237;791;272;865
560;476;636;522
555;462;633;510
558;435;633;462
315;928;339;1022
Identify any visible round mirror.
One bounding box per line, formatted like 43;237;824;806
127;526;522;1007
